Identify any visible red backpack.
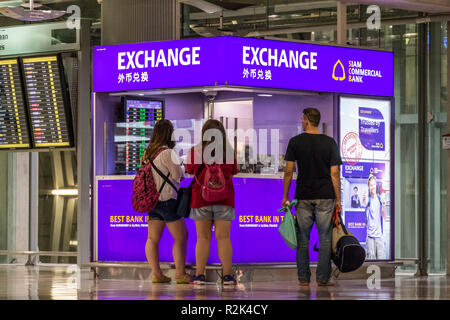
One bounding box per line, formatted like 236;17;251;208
195;163;228;202
132;148;166;213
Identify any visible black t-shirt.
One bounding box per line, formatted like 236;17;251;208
284;133;342;200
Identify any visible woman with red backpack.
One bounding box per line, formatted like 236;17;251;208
141;119;191;284
186;119;238;286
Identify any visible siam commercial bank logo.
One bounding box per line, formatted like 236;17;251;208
332;60;346;81
332;58;383;84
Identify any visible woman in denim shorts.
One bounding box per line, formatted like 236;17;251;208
141;119;191;284
185;120;238;286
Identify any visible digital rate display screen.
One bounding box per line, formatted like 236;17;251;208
115;98;164;175
0;59;31;149
21;55;74;148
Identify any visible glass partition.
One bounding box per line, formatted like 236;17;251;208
95;91;335;178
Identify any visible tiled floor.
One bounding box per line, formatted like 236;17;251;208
0;265;448;300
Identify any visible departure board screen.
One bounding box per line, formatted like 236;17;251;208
0;59;31;149
21;55;74;148
115;98;164;174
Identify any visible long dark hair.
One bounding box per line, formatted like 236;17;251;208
200;119;234;164
143;119;175;162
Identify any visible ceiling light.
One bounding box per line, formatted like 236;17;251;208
258;94;272;97
51;189;78;196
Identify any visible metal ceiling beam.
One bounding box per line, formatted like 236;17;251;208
245;13;450;37
188;1;338;20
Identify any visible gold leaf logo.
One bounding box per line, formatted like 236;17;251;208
332;60;346;81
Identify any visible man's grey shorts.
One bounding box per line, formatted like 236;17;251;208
189;206;235;221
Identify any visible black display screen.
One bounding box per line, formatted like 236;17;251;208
21;55;74;148
115;97;164;174
0;58;31;149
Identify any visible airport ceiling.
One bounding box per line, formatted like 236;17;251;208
181;0;450;13
0;0;448;12
0;0;448;29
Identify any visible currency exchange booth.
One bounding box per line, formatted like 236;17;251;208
92;37;395;269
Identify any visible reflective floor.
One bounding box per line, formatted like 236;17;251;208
0;265;449;300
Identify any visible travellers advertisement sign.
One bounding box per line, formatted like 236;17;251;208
96;177;320;263
93;37;394;96
339;96;392;260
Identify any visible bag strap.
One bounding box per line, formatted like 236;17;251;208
332;206;348;235
150;160;178;193
189;163;205;188
149;148;177;193
316;205;347;252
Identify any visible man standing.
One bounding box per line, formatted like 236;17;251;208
362;175;386;260
351;186;361;208
282;108;342;286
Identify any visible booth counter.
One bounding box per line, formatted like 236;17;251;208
92;37;395;266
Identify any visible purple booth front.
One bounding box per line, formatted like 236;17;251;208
92;37;395;265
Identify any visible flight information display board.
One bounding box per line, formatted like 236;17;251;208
0;58;31;149
116;98;164;174
21;55;74;148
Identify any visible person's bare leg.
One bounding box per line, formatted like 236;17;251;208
166;219;188;278
214;220;233;276
194;220;213;276
145;219;166;278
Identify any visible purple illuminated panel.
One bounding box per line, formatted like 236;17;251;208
224;37;394;97
93;37;225;92
93;37;394;96
97;177;320;263
344;210;367;243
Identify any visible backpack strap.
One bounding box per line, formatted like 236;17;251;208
141;147;168;166
149;160;178;193
149;147;178;193
190;163;205;188
150;161;178;192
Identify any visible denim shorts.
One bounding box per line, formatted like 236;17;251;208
148;199;181;223
189;205;235;221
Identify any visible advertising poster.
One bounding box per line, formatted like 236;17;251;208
97;177;320;263
339;96;392;260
